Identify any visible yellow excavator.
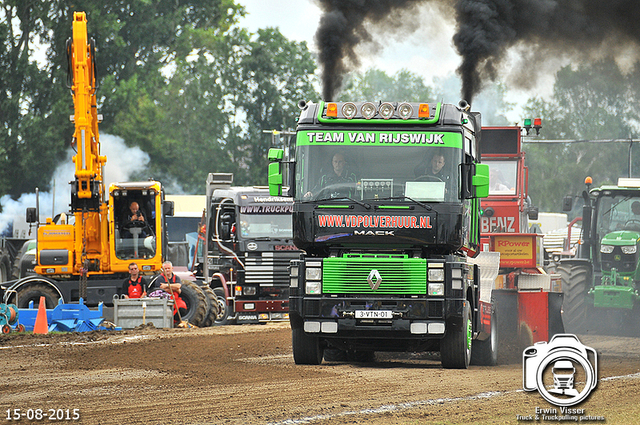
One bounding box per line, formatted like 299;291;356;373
2;12;174;308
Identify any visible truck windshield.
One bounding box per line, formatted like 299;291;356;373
295;143;462;203
239;213;293;239
597;194;640;234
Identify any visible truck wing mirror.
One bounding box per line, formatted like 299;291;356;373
26;207;37;223
268;148;284;196
562;196;573;212
472;163;490;198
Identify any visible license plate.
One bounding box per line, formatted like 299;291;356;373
355;310;393;319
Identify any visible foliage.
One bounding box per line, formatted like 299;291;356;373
337;68;433;102
522;59;640;213
0;0;319;207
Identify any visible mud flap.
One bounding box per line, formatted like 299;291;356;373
548;292;565;337
493;289;519;362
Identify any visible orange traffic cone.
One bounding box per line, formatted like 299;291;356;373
33;296;49;334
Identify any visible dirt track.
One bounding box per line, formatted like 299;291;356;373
1;323;639;425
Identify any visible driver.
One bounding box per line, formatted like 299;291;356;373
122;201;147;238
414;151;446;180
305;152;357;199
632;201;640;216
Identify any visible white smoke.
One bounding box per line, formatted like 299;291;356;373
0;134;149;237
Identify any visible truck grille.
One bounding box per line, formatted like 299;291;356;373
322;256;427;294
244;251;299;286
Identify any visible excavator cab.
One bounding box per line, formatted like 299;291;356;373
110;182;164;264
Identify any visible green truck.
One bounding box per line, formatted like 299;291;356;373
559;177;640;335
268;100;496;368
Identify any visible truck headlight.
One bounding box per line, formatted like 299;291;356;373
306;281;321;294
428;268;445;282
600;245;614;254
428;283;445;296
243;286;257;296
621;245;637;254
306;267;322;281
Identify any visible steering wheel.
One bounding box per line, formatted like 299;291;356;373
315;183;356;200
414;175;443;182
623;219;640;230
122;219;147;230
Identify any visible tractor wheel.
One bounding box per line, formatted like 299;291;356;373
557;262;590;334
14;283;59;309
199;284;219;327
471;302;498;366
292;326;323;365
178;280;207;327
441;301;472;369
213;287;236;326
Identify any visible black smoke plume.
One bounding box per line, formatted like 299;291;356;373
314;0;421;101
315;0;640;104
454;0;640;103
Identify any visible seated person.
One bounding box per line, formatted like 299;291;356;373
148;261;187;324
305;152;357;199
120;262;148;299
413;151;451;190
121;201;148;238
490;168;510;192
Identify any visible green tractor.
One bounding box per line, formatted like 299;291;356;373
559;177;640;335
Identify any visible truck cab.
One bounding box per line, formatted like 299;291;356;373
199;173;298;324
269;101;492;368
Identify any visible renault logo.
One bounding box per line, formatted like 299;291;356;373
367;269;382;290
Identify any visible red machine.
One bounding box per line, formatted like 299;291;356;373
480;124;564;352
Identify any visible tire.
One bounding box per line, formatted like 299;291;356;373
14;282;60;309
292;326;324;365
213;287;236;326
557;262;591;334
441;301;472;369
471;302;498;366
199;284;219;327
178;280;207;327
0;253;10;284
323;348;348;362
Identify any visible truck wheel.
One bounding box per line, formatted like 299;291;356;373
179;281;207;327
324;348;348;362
441;301;472;369
213;287;236;326
292;326;324;365
557;263;590;334
470;303;498;366
199;285;219;327
0;253;10;284
14;283;59;309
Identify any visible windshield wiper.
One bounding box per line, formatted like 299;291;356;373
313;196;371;209
376;196;433;211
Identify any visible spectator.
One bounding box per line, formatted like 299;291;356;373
121;262;148;299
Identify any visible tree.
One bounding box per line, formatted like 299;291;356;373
522;59;638;213
337;68;433;102
0;0;245;203
114;26;319;192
